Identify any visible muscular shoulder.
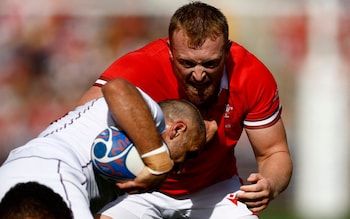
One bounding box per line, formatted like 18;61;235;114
225;42;280;128
137;38;169;56
111;38;169;67
227;42;274;82
102;39;170;78
101;38;177;101
225;42;277;93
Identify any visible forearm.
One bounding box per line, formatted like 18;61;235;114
258;151;293;199
104;78;173;192
102;78;162;152
246;119;293;199
102;79;173;175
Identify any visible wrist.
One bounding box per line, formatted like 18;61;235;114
141;143;173;175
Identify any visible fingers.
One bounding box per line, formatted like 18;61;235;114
245;173;262;183
115;181;143;194
241;173;270;193
243;197;269;212
115;167;168;194
115;181;136;191
116;183;154;194
237;173;272;212
237;188;270;212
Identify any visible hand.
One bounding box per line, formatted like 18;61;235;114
204;120;218;142
115;166;169;194
236;173;274;212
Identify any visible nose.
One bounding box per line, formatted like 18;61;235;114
192;65;206;82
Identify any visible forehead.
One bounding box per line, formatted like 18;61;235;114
171;29;225;61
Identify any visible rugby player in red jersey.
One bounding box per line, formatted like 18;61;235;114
79;2;293;218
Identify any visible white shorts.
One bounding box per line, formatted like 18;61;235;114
0;156;93;219
100;176;258;219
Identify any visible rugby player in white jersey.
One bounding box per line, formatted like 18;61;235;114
0;79;206;219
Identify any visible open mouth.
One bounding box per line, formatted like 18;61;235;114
189;81;210;90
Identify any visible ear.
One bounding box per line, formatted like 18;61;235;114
169;121;187;139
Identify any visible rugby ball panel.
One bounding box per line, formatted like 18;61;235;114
91;126;144;180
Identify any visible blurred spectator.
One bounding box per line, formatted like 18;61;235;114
0;2;160;164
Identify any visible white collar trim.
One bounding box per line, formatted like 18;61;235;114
219;66;228;95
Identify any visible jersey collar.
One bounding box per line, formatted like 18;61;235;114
219;66;228;96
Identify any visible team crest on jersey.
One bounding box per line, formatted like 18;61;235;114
224;103;234;129
224;104;233;119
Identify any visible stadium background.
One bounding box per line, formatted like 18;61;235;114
0;1;349;218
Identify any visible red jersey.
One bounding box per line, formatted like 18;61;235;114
94;38;281;196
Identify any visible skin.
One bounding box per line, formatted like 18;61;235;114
101;79;172;193
162;118;204;173
78;86;218;143
93;103;205;219
170;29;292;212
169;29;227;108
79;29;292;213
101;78;206;194
240;120;292;212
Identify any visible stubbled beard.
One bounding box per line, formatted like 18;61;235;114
186;85;219;108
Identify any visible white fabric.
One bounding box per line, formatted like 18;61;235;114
100;176;258;219
0;157;93;218
0;88;165;219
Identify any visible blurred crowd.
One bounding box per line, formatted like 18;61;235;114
1;1;350;218
0;2;169;164
1;0;350;167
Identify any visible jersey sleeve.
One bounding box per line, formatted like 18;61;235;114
243;54;281;129
228;44;282;130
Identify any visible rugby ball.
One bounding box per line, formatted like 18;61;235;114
91;126;145;181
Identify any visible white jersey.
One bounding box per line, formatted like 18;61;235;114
0;88;165;218
8;88;165;165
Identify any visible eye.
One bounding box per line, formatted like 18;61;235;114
202;59;221;69
179;59;196;68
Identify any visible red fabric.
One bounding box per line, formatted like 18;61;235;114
95;38;281;196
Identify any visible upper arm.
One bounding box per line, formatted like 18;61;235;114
245;119;289;164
